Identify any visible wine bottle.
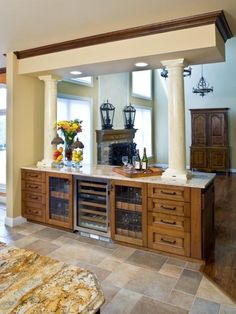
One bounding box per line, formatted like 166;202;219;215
142;147;148;170
134;149;141;170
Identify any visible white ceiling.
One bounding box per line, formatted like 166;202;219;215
0;0;236;69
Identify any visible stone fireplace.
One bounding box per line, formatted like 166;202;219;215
96;129;136;165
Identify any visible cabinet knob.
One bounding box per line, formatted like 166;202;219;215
160;205;176;211
161;190;176;196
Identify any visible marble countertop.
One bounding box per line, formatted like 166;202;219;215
22;164;215;189
0;242;104;313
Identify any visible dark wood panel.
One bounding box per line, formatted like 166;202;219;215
203;174;236;301
14;11;232;59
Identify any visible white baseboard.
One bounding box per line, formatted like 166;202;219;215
5;216;27;227
0;196;6;204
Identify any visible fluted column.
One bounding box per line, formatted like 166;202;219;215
37;75;59;167
161;58;190;180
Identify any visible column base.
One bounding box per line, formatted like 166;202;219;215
37;159;53;168
162;168;192;181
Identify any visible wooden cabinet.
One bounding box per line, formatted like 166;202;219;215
110;180;147;247
21;169;46;223
46;172;73;230
147;184;191;257
190;108;230;172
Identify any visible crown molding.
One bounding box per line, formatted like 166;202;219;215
14;10;232;60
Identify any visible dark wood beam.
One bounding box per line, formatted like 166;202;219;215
14;10;232;60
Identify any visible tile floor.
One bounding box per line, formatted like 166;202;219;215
0;205;235;313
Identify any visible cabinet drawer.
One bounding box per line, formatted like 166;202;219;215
22;180;45;194
148;212;190;234
22;170;45;182
148;184;190;202
22;191;46;204
148;198;190;217
22;202;45;223
148;228;190;257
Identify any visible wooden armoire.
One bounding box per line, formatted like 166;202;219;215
190;108;230;173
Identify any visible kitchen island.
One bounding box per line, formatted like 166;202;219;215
21;165;215;261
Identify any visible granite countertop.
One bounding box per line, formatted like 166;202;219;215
0;242;104;313
22;164;216;189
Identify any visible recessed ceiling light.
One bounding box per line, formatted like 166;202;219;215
70;70;82;75
135;62;148;67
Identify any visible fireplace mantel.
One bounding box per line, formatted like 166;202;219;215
96;129;137;165
96;129;136;143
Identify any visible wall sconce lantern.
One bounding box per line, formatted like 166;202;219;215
123;103;136;129
100;100;115;130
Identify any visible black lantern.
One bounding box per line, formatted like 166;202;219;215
100;100;115;129
123;103;136;129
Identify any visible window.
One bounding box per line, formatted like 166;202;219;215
66;76;93;87
0;84;6;189
57;95;93;164
132;70;152;99
134;106;152;158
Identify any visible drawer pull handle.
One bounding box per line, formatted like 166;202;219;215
30;195;39;200
160;190;176;196
160;205;176;211
161;219;176;225
28;185;39;189
161;238;176;245
28;174;39;178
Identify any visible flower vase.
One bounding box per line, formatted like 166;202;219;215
65;144;73;167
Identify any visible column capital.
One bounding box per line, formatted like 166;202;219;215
161;58;187;68
38;74;61;82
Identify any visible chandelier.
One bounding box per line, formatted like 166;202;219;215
160;67;192;79
192;65;213;97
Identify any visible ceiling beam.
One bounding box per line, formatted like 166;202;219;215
14;10;232;60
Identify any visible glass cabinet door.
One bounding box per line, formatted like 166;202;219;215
46;173;73;229
111;180;147;246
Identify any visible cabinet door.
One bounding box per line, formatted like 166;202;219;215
110;180;147;247
46;173;73;229
208;149;228;171
191;113;207;145
208;112;227;146
190;148;207;170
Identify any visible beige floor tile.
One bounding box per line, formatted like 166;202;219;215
186;261;203;271
11;236;39;248
51;235;88;247
102;288;142;314
31;227;66;241
12;222;46;235
190;297;220;314
24;239;59;256
166;289;195;310
111;245;136;261
197;276;236;306
130;295;188;314
101;281;120;307
97;256;122;271
125;268;177;301
47;242;112;265
166;257;187;268
75;260;111;282
103;263;141;288
126;249;167;271
175;269;203;295
220;304;236;313
159;263;183;278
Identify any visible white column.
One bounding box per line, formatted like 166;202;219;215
37;75;59;167
161;58;191;180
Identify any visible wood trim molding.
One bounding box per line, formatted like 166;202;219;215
14;10;232;60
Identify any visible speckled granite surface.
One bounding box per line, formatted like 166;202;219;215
0;242;104;313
